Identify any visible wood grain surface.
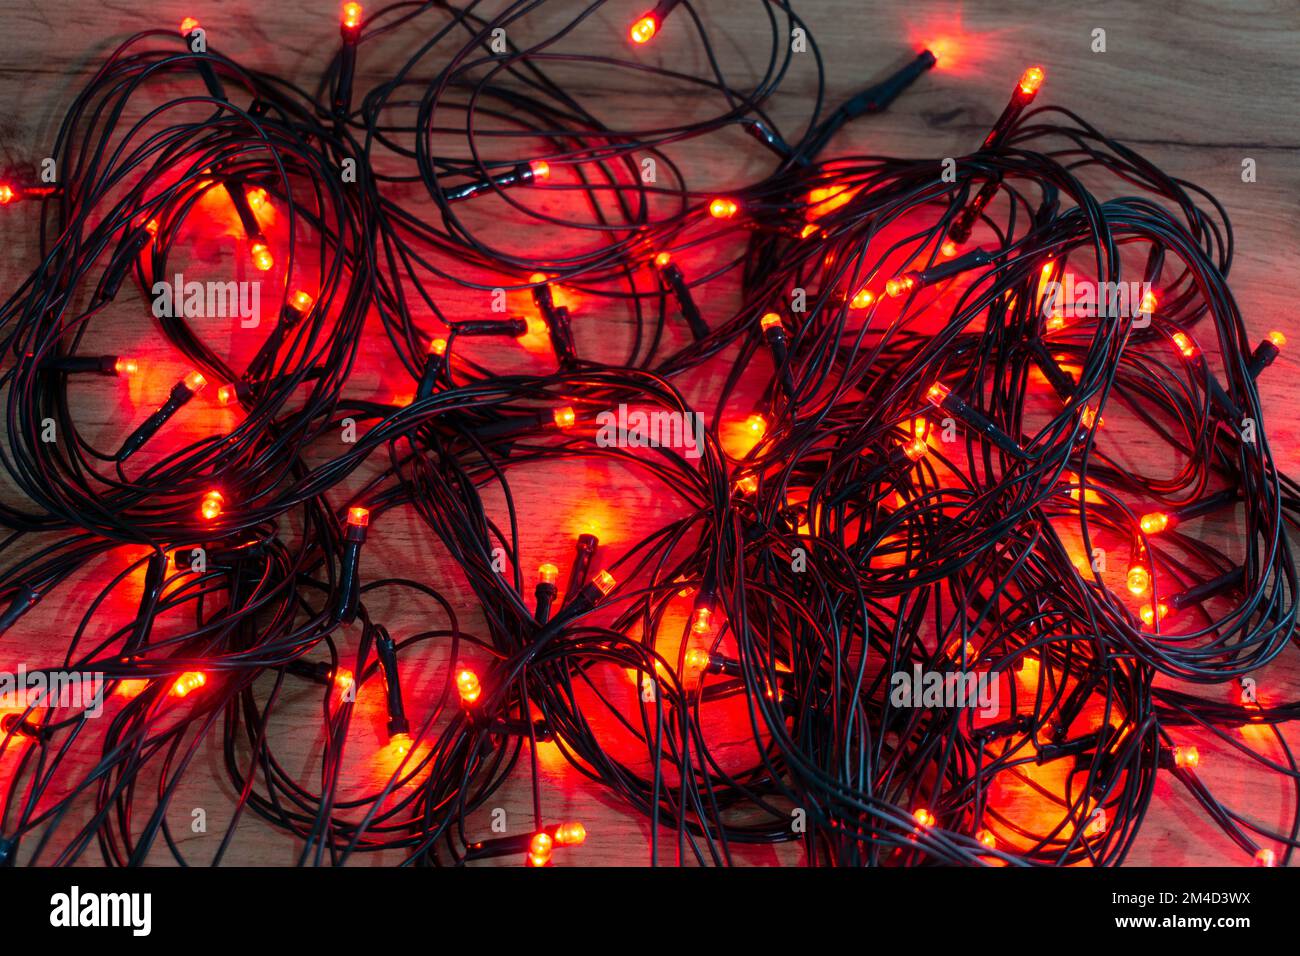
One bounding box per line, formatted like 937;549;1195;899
1;0;1298;866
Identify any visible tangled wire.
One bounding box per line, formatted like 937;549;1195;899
0;1;1295;867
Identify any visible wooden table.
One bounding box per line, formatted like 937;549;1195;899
1;0;1298;865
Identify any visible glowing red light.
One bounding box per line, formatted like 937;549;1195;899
1018;65;1045;97
527;832;553;866
1139;512;1169;535
200;490;224;521
709;198;738;219
1127;564;1150;596
250;241;273;272
901;437;927;462
456;669;481;705
171;671;206;697
554;822;586;846
630;14;658;44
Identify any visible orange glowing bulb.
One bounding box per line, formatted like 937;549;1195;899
1173;745;1199;769
553;822;586;846
217;384;237;406
114;357;138;376
290;290;314;313
1254;848;1277;867
760;312;783;332
390;732;412;756
0;184;15;204
1126;564;1150;596
456;668;481;705
690;606;713;635
116;679;149;699
347;506;370;527
901;437;927;462
553;406;576;429
926;382;950;405
1018;65;1045;96
744;414;767;439
179;17;200;34
684;649;711;672
538;562;559;586
333;668;355;697
913;808;935;828
1139;512;1169;535
246;186;270;211
1139;291;1157;314
528;159;550;179
850;288;876;309
184;370;207;393
708;198;738;219
948;640;976;660
342;2;362;29
527;832;554;867
734;473;758;495
1140;602;1169;626
171;671;206;697
428;337;448;357
885;275;915;298
940;241;958;258
250;241;273;272
976;829;996;849
200;490;224;521
1268;330;1286;349
593;569;617;596
629;14;657;44
1171;331;1196;358
653;251;672;268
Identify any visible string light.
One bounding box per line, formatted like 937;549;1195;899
0;6;1291;876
